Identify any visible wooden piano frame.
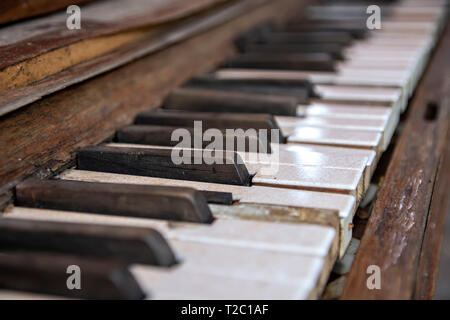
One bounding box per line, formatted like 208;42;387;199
0;0;448;300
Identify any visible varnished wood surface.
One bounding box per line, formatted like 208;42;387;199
0;0;229;69
341;20;450;300
414;114;450;299
0;0;96;25
0;0;306;197
0;0;278;117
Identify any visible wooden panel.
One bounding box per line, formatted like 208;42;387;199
0;0;230;69
341;20;450;300
0;0;277;117
0;0;306;195
0;0;95;25
414;119;450;299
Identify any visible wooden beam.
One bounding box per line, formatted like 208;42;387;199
414;115;450;299
341;21;450;300
0;0;274;116
0;0;230;69
0;0;96;25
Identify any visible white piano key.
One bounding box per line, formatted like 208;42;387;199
59;169;356;257
131;265;317;299
286;126;383;153
297;102;393;119
106;143;366;200
4;207;337;259
248;162;364;201
277;114;397;151
313;85;404;111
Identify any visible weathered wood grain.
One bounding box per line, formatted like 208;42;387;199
0;0;230;69
0;0;277;116
0;0;306;196
341;20;450;300
414;112;450;299
0;0;96;25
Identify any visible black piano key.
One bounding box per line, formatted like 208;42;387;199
16;178;213;224
223;52;336;71
185;75;317;101
0;217;177;266
116;125;272;153
163;88;299;116
285;21;368;39
77;145;252;186
0;251;145;299
252;31;354;45
134;110;285;143
239;43;346;60
199;190;233;205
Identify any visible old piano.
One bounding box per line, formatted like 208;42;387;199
0;0;448;300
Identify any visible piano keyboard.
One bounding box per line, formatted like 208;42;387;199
0;0;447;300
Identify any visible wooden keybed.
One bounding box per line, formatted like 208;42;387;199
0;0;448;299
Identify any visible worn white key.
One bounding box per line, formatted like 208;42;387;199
248;162;364;202
60;169;356;256
276;144;375;189
215;68;410;91
4;207;336;259
104;140;371;185
276;115;397;151
3;208;336;299
169;240;328;288
297;102;393;119
107;143;366;200
131;265;317;300
286;126;383;154
214;69;407;111
313;85;404;112
276;115;388;131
